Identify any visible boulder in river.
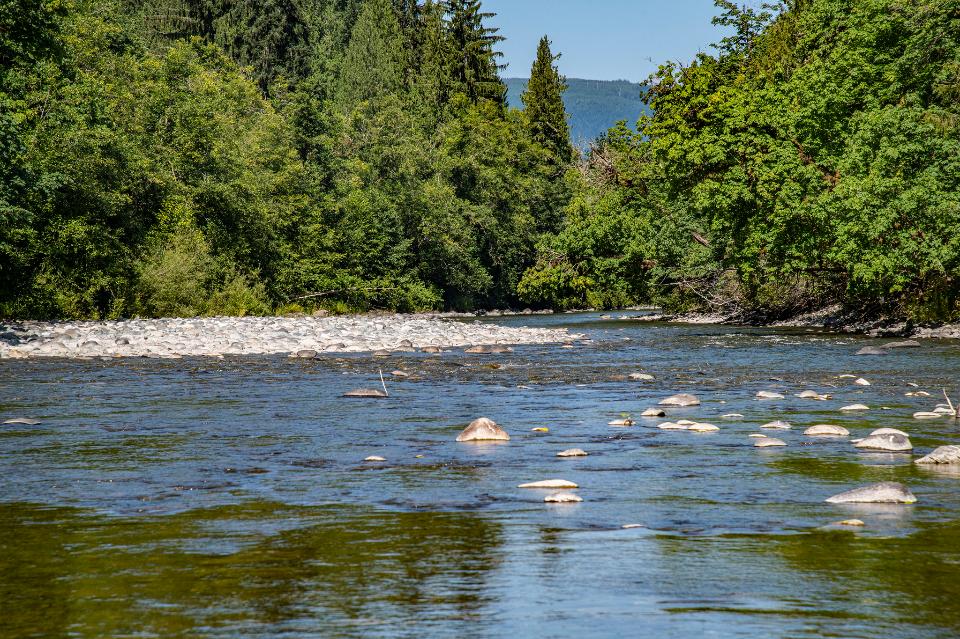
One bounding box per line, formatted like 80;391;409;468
915;445;960;465
641;408;666;417
657;422;686;430
761;420;791;430
608;418;634;426
854;378;871;386
519;479;578;489
658;393;701;407
456;417;510;442
756;391;785;399
840;404;870;411
870;427;909;437
3;418;41;425
856;346;889;356
557;448;588;457
804;424;850;437
825;482;917;504
854;433;912;452
754;437;786;447
629;373;655;381
544;492;582;503
343;388;388;398
688;422;719;432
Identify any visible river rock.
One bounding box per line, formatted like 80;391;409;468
882;340;921;349
913;411;942;419
856;346;889;356
3;418;40;425
756;391;785;399
722;413;744;418
557;448;588;457
834;519;866;526
804;424;850;437
915;445;960;465
608;418;634;426
519;479;578;489
342;389;388;398
464;345;490;354
364;456;386;462
390;370;409;377
489;345;514;353
658;393;701;407
420;346;442;353
456;417;510;442
761;420;791;430
840;404;870;411
372;349;391;357
825;482;917;504
795;390;821;399
629;373;655;381
870;428;909;437
854;378;871;386
688;422;719;432
292;349;317;359
854;433;912;452
657;422;686;430
641;408;666;417
754;437;786;447
544;492;582;503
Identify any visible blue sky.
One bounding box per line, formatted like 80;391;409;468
482;0;727;82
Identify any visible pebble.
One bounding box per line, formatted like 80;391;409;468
544;492;582;503
754;437;786;447
658;393;701;407
915;445;960;465
519;479;578;489
803;424;850;437
825;482;917;504
456;417;510;442
557;449;588;457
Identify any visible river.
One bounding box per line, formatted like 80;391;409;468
2;312;960;638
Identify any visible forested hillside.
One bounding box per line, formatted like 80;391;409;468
520;0;960;322
0;0;571;317
3;0;960;323
504;77;648;148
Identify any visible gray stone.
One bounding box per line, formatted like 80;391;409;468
754;437;786;447
915;445;960;465
658;393;701;407
854;433;913;452
342;389;389;398
456;417;510;442
519;479;578;489
881;340;921;349
825;482;916;504
3;418;40;425
804;424;850;437
856;346;890;356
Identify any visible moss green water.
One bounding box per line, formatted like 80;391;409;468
3;313;960;637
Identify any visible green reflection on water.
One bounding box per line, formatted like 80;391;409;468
0;501;503;638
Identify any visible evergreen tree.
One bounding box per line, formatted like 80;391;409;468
441;0;506;105
522;35;573;163
337;0;405;108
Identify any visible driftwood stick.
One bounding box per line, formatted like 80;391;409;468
379;369;389;397
943;388;956;419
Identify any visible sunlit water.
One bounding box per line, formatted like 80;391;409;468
3;312;960;638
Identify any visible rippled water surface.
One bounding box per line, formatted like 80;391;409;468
4;313;960;638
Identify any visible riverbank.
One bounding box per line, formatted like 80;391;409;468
631;304;960;338
0;315;581;359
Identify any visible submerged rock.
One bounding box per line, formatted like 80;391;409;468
363;456;386;462
292;349;318;359
464;345;490;354
3;418;41;425
658;393;701;407
456;417;510;442
804;424;850;437
915;445;960;465
761;420;791;430
390;370;409;378
519;479;578;489
913;411;942;419
756;391;785;399
795;390;821;399
854;378;871;386
840;404;870;411
856;346;889;356
754;437;786;447
722;413;744;419
825;482;917;504
882;340;921;349
854;433;913;452
557;448;588;457
834;519;866;527
629;373;655;381
342;388;388;398
641;408;666;417
688;422;719;432
544;492;582;503
657;422;686;430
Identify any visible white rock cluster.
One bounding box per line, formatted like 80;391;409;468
0;315;580;359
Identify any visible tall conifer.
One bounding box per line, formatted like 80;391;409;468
337;0;405;108
441;0;506;105
523;36;573;163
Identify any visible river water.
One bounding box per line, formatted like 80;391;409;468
2;312;960;638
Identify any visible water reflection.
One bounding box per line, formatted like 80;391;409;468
0;502;503;638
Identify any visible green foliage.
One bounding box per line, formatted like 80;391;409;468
522;36;573;165
337;0;405;108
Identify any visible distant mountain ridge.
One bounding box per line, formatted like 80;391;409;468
504;77;649;148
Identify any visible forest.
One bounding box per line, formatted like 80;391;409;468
2;0;960;322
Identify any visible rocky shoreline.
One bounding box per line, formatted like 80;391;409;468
633;304;960;338
0;315;581;359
